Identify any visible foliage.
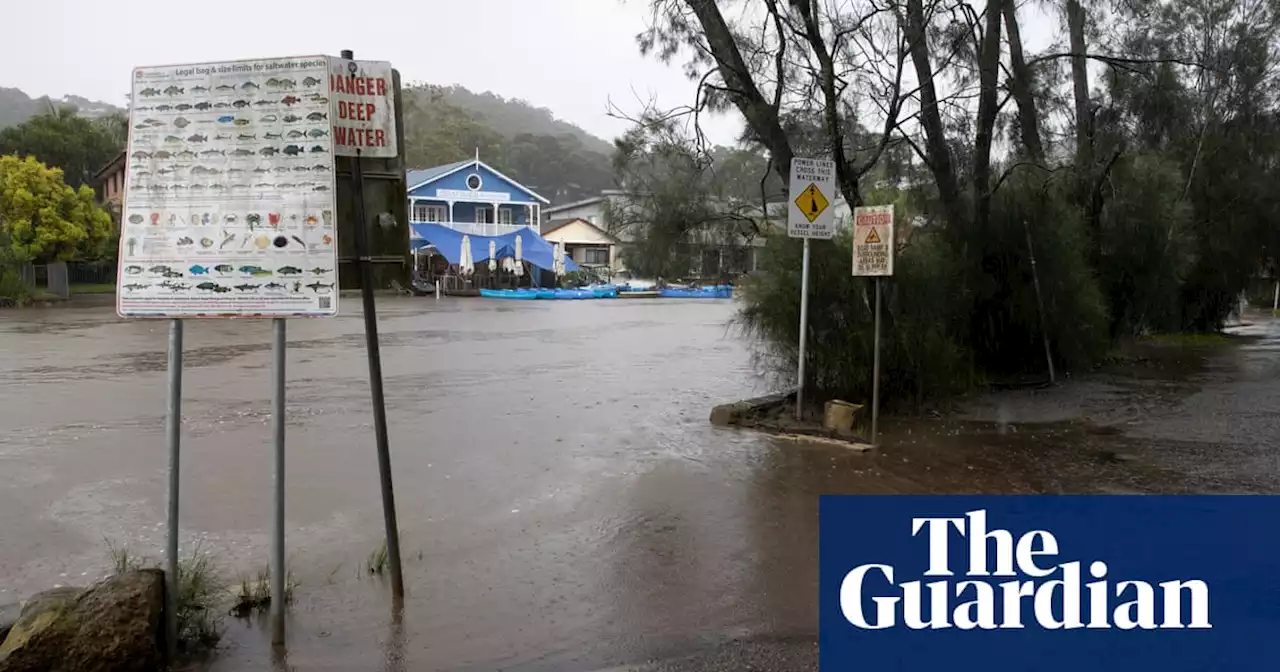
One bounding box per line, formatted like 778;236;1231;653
102;540;225;652
0;105;124;188
0;88;123;130
0;154;113;264
231;565;296;617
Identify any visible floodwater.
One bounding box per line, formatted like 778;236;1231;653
1;297;1277;670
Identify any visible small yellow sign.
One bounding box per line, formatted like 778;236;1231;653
794;183;830;223
864;227;881;244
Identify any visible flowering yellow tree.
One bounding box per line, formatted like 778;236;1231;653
0;154;113;264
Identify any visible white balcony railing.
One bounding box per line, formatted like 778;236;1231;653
412;220;532;236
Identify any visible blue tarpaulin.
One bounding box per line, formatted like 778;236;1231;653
410;223;579;273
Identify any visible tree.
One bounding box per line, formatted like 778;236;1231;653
0;106;124;189
0;155;113;264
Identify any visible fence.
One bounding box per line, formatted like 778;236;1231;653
1;261;80;300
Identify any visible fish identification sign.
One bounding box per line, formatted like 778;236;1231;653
328;58;397;158
788;158;836;239
852;205;894;276
117;55;340;318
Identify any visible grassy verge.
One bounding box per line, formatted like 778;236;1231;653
71;283;117;294
105;539;225;651
1142;332;1232;347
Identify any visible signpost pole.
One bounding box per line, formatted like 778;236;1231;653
270;318;286;645
164;318;184;662
796;238;811;420
871;279;882;446
340;69;405;598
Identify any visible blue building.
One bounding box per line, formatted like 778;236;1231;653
407;153;550;236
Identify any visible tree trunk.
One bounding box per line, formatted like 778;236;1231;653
973;0;1005;230
903;0;966;229
684;0;794;184
1003;1;1045;163
1066;0;1101;261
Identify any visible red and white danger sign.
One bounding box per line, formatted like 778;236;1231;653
328;58;397;158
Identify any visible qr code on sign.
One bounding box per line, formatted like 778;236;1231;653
318;296;332;310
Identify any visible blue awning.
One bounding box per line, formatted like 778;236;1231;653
410;223;580;272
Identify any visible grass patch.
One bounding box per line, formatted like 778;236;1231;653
1143;332;1231;347
366;541;389;575
230;565;297;618
71;282;117;294
102;540;226;652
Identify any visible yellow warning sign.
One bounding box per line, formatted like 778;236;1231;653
864;227;881;245
794;183;830;223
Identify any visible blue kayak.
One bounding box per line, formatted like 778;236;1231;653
659;286;733;299
479;288;540;300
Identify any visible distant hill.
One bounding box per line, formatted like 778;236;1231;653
0;87;123;128
433;85;616;157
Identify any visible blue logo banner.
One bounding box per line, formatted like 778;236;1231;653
820;496;1280;670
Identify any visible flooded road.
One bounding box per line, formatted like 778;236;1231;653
1;298;1277;670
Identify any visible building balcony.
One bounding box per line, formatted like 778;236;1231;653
409;220;534;236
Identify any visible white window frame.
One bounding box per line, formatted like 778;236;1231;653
583;247;610;265
412;203;447;222
497;207;514;225
474;205;493;224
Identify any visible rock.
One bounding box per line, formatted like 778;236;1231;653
710;391;793;426
0;569;165;672
0;603;21;647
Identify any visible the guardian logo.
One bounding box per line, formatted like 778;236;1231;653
841;509;1211;631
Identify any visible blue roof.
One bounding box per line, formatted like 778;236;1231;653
406;160;473;189
410;223;580;273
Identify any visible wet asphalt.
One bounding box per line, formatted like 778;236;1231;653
1;297;1277;671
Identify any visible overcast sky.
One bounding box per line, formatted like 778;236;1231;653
7;0;742;144
9;0;1059;149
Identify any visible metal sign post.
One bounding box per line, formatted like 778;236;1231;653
787;158;837;420
852;205;895;446
164;319;184;661
270;318;286;645
341;49;405;603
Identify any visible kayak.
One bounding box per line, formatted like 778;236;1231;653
479;288;540;300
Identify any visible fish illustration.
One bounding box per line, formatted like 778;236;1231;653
309;267;332;275
228;168;246;174
176;150;197;159
234;283;259;292
191;166;212;175
200;237;215;248
231;183;250;190
160;281;190;292
264;282;285;290
322;234;333;246
259;147;280;157
304;215;317;225
191;85;210;93
276;78;298;88
306;112;327;121
209;183;227;190
246;213;263;226
293;166;311;172
219;233;236;249
264;78;282;88
215;133;232;141
254;182;273;188
283;145;304;156
154;150;174;159
125;265;144;274
187;134;208;143
276;183;296;189
264;132;283;140
277;266;303;275
237;133;256;140
172;117;191;128
139;88;162;97
196;281;220;291
307;128;329;138
234;119;252;127
232;100;250;108
242;81;260;90
313;185;330;191
214;264;234;274
309;145;326;153
292;282;302;293
217;115;235;123
254;100;274;107
175;104;193;111
273;167;291;173
134;106;152;112
172;184;188;190
303;76;323;87
312;164;331;172
176;236;194;246
214;102;230;109
154;104;173;111
163;86;184;95
164;135;182;143
148;265;172;273
128;214;144;225
131;150;152;159
309;94;328;104
286;130;307;139
195;101;213;111
282;114;302;123
291;235;306;247
230;148;254;157
253;167;270;173
190;265;210;275
147;185;168;192
134;170;152;177
191;184;206;190
200;149;225;157
124;283;149;291
306;281;335;293
157;167;177;175
216;84;236;91
261;114;279;123
281;95;302;106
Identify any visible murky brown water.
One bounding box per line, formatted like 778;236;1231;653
1;298;1276;670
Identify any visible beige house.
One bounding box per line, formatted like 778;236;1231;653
540;217;621;276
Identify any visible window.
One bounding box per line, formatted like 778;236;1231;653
497;207;514;225
474;206;493;224
412;203;446;222
584;247;610;265
465;173;483;190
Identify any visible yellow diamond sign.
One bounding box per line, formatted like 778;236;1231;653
794;183;830;223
